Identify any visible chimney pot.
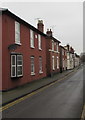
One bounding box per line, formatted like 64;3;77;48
46;29;53;37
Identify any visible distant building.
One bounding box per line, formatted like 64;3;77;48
59;46;67;72
46;29;61;76
74;53;80;67
64;44;75;70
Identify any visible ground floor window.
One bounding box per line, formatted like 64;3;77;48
31;56;35;75
57;56;59;69
11;54;23;78
39;56;43;73
52;56;55;70
63;58;64;68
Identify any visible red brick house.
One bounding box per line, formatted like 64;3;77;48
0;8;62;91
46;29;61;76
1;9;48;91
59;45;67;73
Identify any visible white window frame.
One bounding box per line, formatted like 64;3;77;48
17;55;23;77
11;54;23;78
56;43;58;52
38;34;42;50
63;58;64;68
30;30;34;48
62;49;64;55
52;41;54;51
39;57;43;73
31;56;35;75
11;55;16;77
57;56;59;69
15;21;21;45
52;56;55;70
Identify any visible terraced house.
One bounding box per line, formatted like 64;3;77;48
46;29;61;76
1;9;48;91
1;9;79;91
59;45;67;73
0;9;61;91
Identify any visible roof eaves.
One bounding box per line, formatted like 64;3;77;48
2;9;47;37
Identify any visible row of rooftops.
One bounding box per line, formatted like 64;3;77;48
0;8;79;56
0;8;60;43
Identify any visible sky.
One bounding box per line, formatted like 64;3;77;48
0;1;83;55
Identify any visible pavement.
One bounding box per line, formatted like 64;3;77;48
1;66;80;106
2;66;83;118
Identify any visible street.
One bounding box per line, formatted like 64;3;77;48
2;67;83;118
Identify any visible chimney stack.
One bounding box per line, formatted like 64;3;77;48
46;29;53;37
37;20;44;33
67;44;70;51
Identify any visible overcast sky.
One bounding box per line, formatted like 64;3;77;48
1;2;83;55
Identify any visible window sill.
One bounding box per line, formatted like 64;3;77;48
49;49;54;52
11;75;23;78
39;48;42;51
31;72;35;76
56;51;59;53
30;46;35;49
15;42;22;46
39;71;43;74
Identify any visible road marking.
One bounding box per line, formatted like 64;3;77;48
0;69;78;112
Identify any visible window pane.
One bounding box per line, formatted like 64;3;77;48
15;21;20;33
39;57;42;72
11;55;16;77
30;30;34;47
57;57;59;69
31;57;34;73
15;33;20;43
38;35;41;49
57;44;58;52
12;56;16;65
15;21;20;44
52;56;55;70
12;67;16;77
17;66;22;75
17;55;22;65
17;61;22;65
17;55;22;61
17;55;23;76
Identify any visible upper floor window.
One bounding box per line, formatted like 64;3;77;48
15;21;20;44
56;43;58;52
30;30;34;48
52;41;54;51
11;54;23;78
62;49;64;55
38;34;42;50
